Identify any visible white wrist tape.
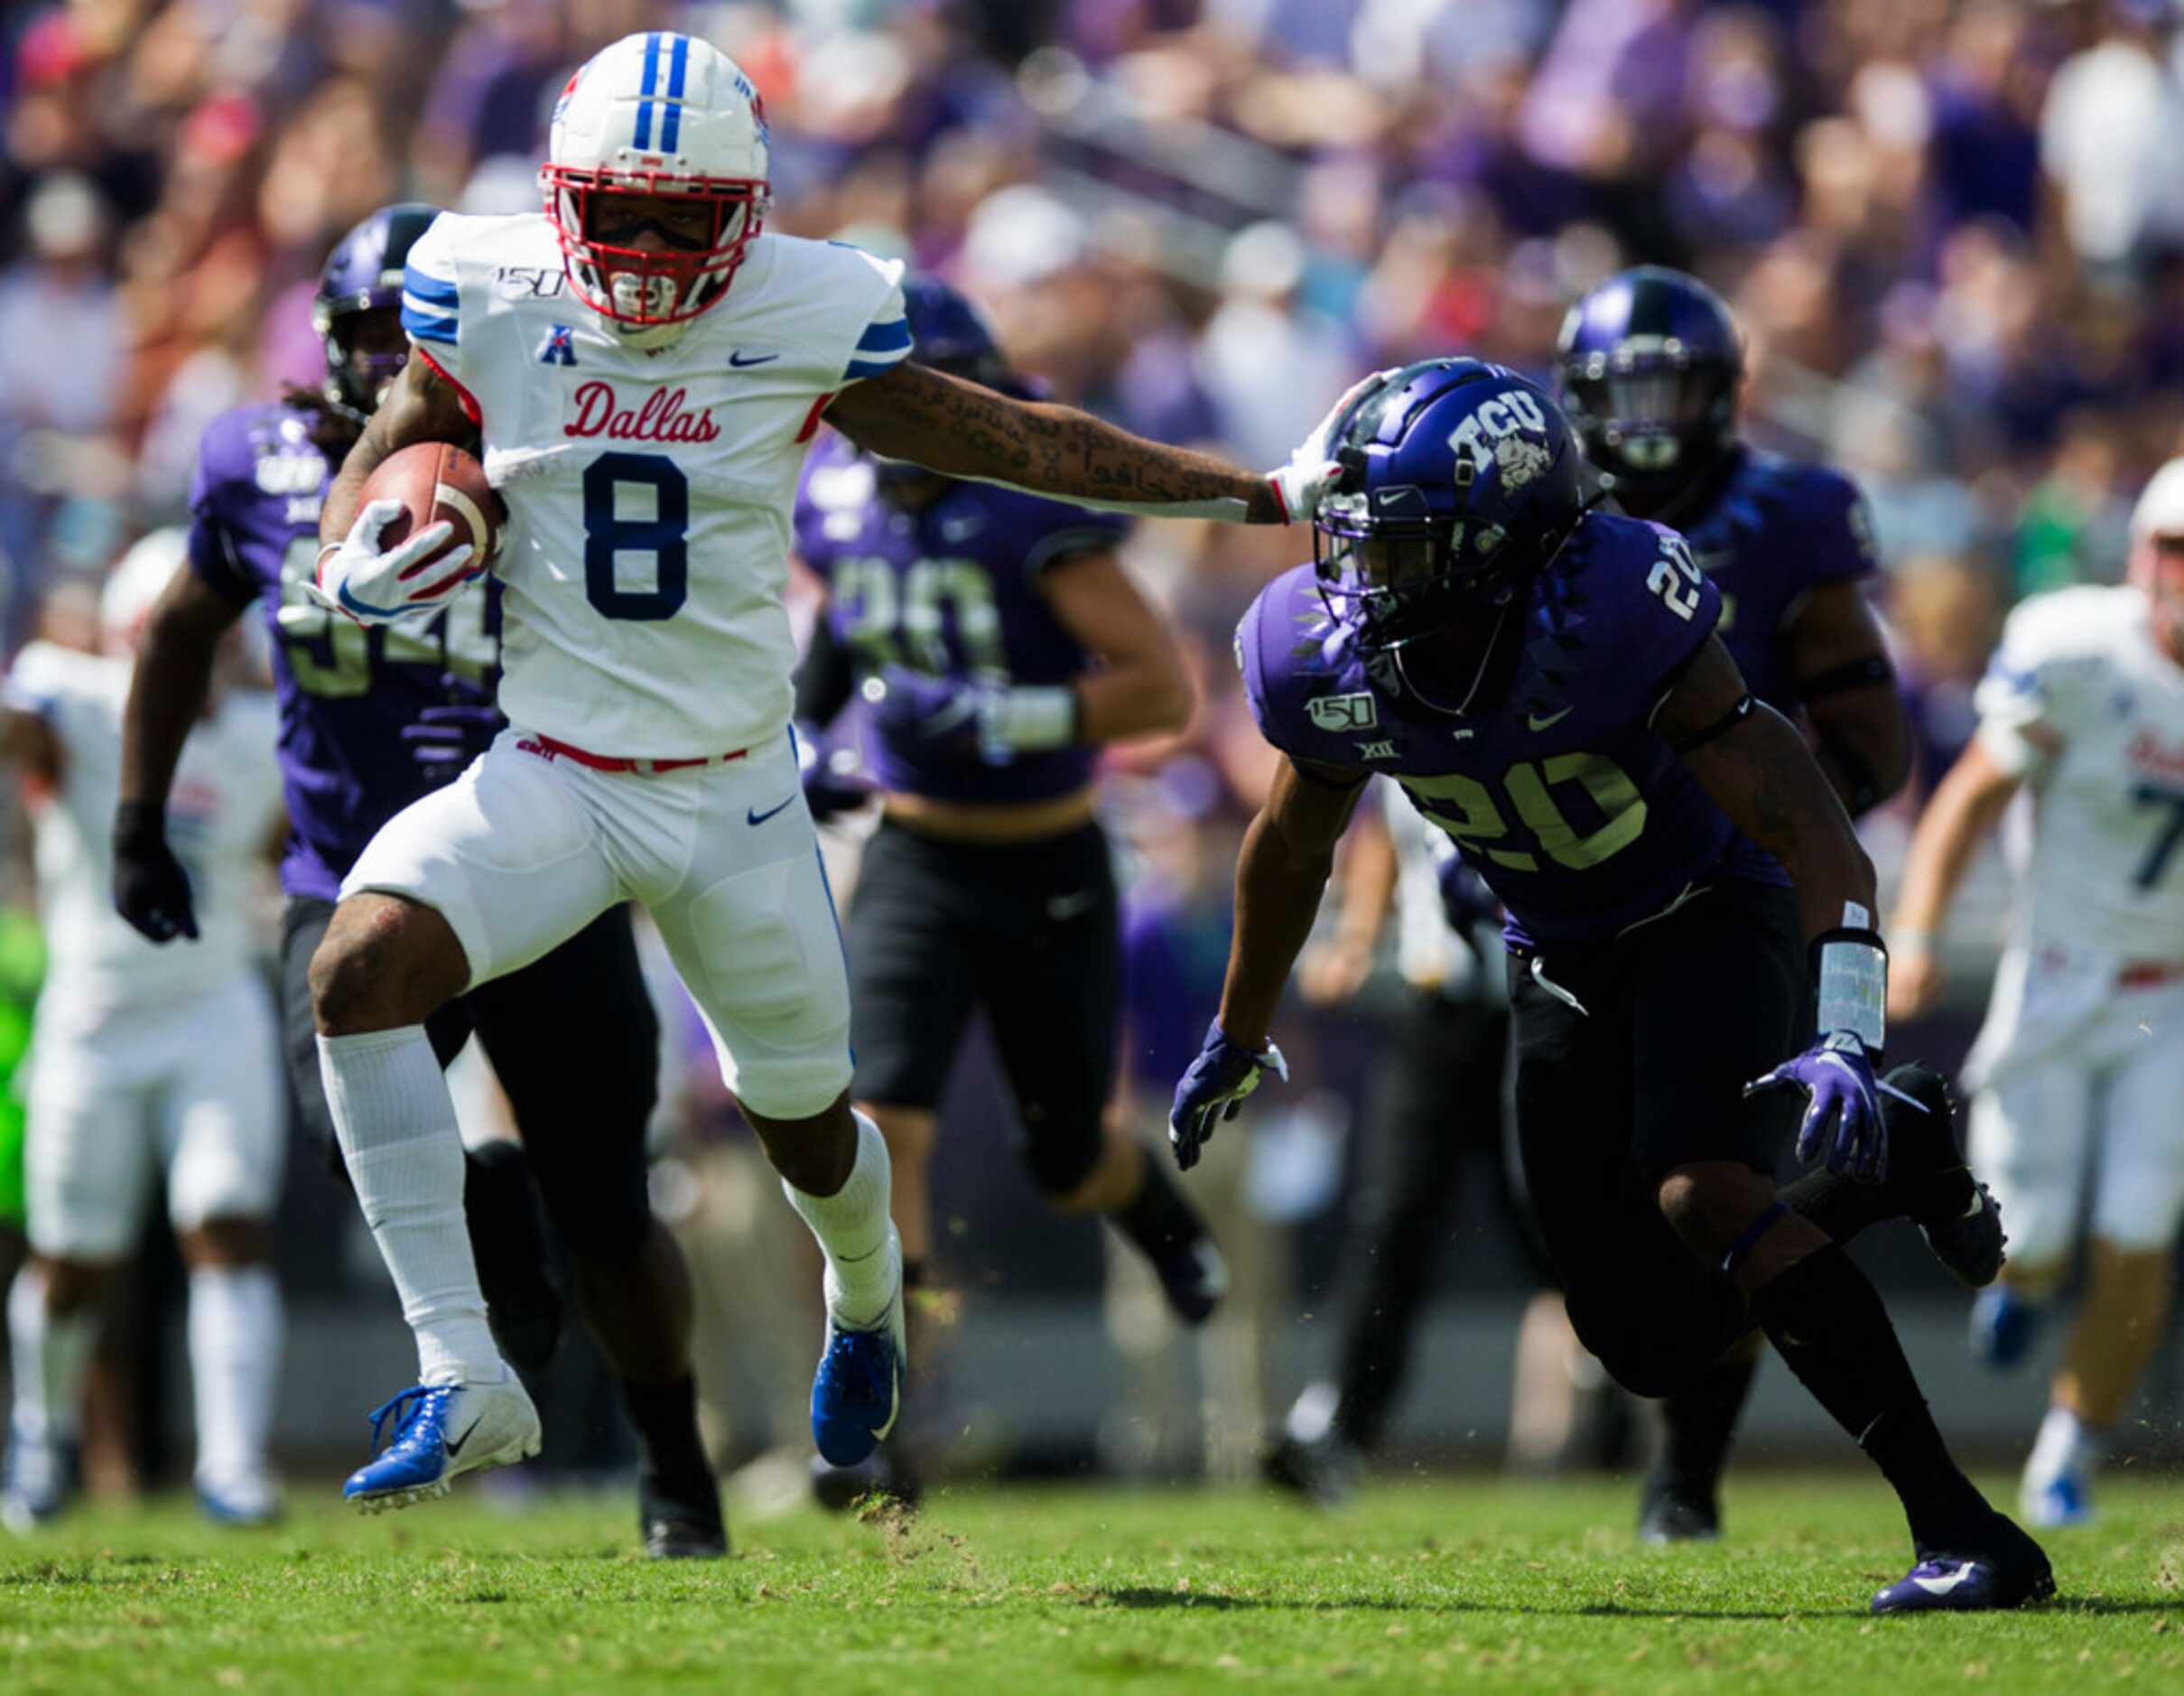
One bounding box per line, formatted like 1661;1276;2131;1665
979;685;1077;759
1815;899;1887;1054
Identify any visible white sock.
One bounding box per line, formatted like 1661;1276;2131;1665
6;1264;96;1446
782;1111;897;1328
187;1263;283;1490
2028;1402;2103;1480
319;1028;503;1386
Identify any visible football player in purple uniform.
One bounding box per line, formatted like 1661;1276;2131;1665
1175;359;2050;1614
1557;266;1943;1543
112;205;727;1559
792;277;1214;1498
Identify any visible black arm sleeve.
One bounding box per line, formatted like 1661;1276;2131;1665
793;610;858;727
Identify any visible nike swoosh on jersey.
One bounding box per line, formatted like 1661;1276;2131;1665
441;1418;483;1458
729;350;781;368
748;796;796;826
1047;890;1097;920
1528;705;1575;732
1911;1561;1978;1596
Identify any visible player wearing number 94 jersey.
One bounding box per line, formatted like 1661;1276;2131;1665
1185;359;2050;1613
298;31;1324;1513
1890;459;2184;1530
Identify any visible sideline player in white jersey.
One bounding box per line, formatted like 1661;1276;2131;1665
1891;460;2184;1527
1;532;286;1531
302;30;1341;1510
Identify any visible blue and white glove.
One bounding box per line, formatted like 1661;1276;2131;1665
1168;1020;1288;1172
1746;1030;1888;1183
311;499;471;627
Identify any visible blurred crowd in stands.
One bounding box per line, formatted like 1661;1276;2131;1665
6;0;2184;1484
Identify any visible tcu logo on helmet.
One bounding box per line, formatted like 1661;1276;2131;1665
1446;390;1549;487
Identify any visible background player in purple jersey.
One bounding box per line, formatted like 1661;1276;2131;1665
1174;359;2050;1614
1557;266;1926;1543
792;277;1215;1498
109;205;727;1560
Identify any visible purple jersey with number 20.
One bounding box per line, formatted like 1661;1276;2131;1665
1237;511;1786;950
793;433;1129;805
186;400;503;900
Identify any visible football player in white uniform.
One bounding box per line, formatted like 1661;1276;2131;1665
299;31;1338;1510
2;532;286;1531
1891;460;2184;1526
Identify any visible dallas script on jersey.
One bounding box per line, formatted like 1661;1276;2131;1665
562;381;720;443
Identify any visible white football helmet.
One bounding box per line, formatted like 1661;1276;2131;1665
540;32;772;348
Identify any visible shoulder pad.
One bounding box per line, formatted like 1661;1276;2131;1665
1237;565;1372;756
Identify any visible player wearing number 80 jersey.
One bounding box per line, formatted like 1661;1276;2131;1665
1891;461;2184;1528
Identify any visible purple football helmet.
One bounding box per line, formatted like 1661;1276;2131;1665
1314;359;1585;652
1556;266;1743;507
314;201;441;418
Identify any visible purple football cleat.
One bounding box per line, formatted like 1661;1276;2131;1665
1871;1514;2055;1615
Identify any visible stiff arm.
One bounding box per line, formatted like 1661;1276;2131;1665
823;362;1289;524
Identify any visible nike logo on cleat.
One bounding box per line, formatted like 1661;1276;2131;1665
748;796;796;826
1527;705;1575;732
441;1419;482;1458
729;350;780;368
1911;1561;1978;1596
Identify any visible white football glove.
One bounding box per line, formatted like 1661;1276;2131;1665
311;499;472;627
1263;370;1394;524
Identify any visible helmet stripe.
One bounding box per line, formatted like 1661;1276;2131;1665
634;31;662;149
660;34;690;153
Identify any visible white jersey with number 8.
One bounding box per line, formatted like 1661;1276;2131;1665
400;212;909;759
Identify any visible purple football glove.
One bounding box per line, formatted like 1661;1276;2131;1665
795;722;872;823
400;674;504;786
1169;1020;1288;1172
1746;1030;1888;1183
863;666;988;760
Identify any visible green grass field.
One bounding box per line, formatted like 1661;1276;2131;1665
5;1473;2183;1693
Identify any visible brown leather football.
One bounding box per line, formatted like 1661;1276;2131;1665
358;442;505;592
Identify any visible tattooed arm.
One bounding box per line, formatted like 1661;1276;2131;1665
1656;635;1877;940
320;349;481;546
822;361;1295;524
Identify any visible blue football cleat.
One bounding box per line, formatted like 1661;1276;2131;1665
811;1225;906;1468
1871;1514;2055;1614
2022;1467;2094;1529
1;1421;76;1534
1970;1286;2040;1368
197;1475;283;1528
342;1376;541;1514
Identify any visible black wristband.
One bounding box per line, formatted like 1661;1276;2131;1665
113;799;167;848
1668;693;1753;755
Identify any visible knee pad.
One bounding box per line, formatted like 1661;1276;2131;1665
1016;1105;1106;1200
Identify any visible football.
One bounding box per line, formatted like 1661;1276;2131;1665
358;441;505;585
